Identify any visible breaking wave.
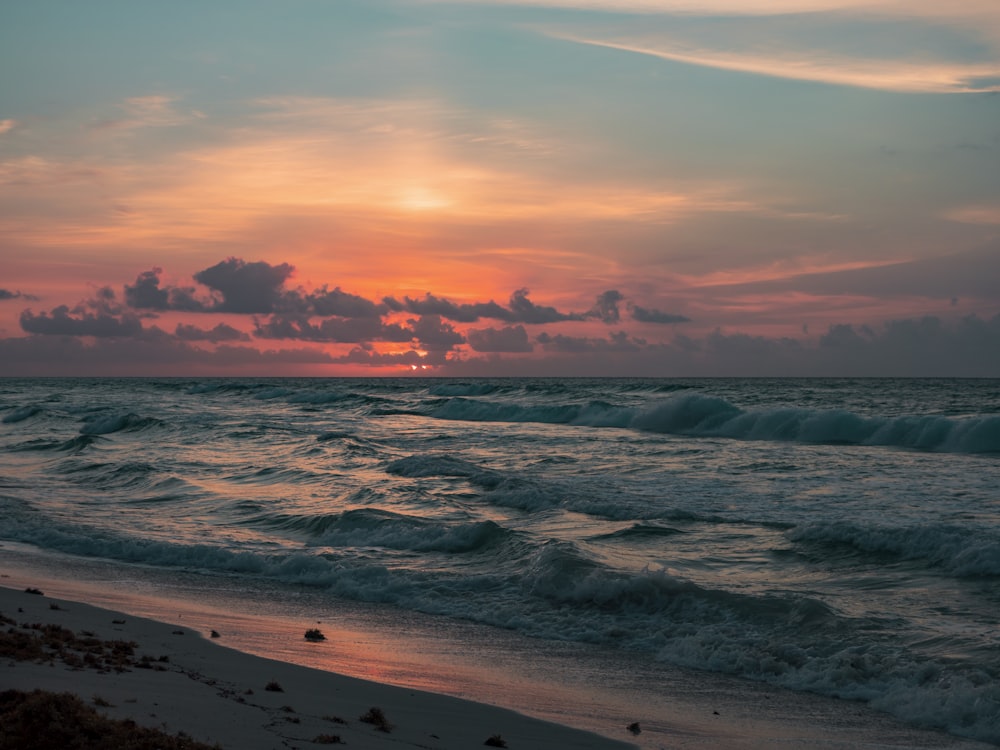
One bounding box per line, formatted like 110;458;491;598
429;393;1000;454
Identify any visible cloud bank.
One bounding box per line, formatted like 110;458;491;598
1;256;996;377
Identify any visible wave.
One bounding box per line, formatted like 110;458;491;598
79;413;164;435
429;397;634;428
244;507;511;554
8;434;102;454
3;499;997;743
788;522;1000;577
589;523;688;541
428;383;498;397
428;393;1000;454
2;405;43;423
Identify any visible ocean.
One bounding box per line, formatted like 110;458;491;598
1;377;998;745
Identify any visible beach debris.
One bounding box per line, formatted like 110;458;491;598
210;630;221;638
627;721;642;735
171;629;185;636
359;706;393;732
0;689;220;750
48;603;63;611
265;681;284;692
92;695;114;708
23;588;43;596
323;715;348;725
304;628;326;641
312;734;343;744
112;619;126;624
1;621;138;672
484;734;508;747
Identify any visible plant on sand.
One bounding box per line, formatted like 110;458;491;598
312;734;343;744
359;706;393;732
0;689;221;750
304;628;326;641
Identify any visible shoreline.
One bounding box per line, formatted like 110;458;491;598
1;555;995;750
0;583;632;750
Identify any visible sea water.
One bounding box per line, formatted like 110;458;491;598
0;377;998;743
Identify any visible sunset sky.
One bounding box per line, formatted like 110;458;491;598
2;0;998;376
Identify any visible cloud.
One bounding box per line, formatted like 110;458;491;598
124;267;210;312
331;347;429;367
383;288;585;324
509;288;585;324
174;322;250;343
536;330;645;353
253;314;409;343
630;304;691;324
91;95;198;132
124;269;170;310
0;289;39;302
946;205;1000;225
557;34;1000;94
699;244;1000;302
19;305;143;338
383;293;511;323
0;334;340;376
0;120;16;136
590;290;623;324
409;314;465;352
467;325;533;352
303;286;385;318
192;257;295;314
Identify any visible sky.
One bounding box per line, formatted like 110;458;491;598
1;0;998;377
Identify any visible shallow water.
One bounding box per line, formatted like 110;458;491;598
1;377;998;743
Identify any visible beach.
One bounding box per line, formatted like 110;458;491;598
0;581;631;750
2;570;994;750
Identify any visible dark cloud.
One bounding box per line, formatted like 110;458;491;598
0;289;38;302
409;315;464;352
125;268;208;312
332;347;428;367
193;257;295;314
0;334;341;376
175;322;250;343
384;288;585;324
630;304;691;324
382;293;511;323
19;306;143;337
253;314;411;343
467;325;532;352
509;288;584;324
590;290;623;324
304;286;385;318
536;330;644;353
19;287;143;338
124;269;169;310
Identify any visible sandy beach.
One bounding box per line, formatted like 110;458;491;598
0;583;633;750
3;566;995;750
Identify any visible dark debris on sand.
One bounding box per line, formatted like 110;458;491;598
0;689;221;750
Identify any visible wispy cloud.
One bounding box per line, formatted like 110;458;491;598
946;204;1000;225
553;34;1000;93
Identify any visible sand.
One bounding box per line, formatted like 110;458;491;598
2;561;994;750
0;584;631;750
